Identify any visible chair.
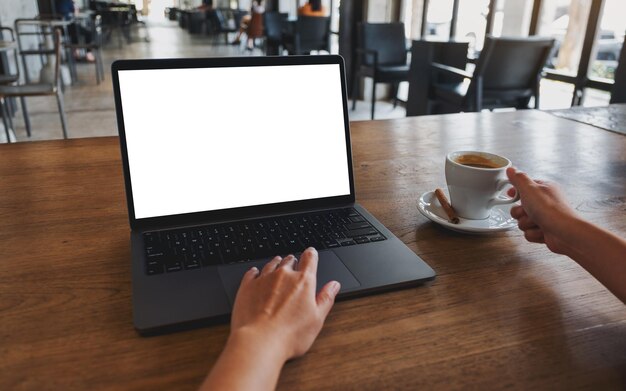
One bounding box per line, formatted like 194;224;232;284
351;22;410;120
208;8;239;44
429;36;555;113
188;10;207;34
610;41;626;104
99;5;132;48
0;27;22;142
0;27;20;85
406;40;469;116
282;16;330;55
15;19;56;84
64;14;105;84
0;28;68;141
263;12;288;55
128;5;150;43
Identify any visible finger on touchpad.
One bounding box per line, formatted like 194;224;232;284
217;250;361;307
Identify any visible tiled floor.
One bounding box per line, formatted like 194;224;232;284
1;20;405;143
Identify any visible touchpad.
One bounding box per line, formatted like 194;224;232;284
217;250;361;307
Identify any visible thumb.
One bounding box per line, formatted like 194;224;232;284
316;280;341;319
506;167;534;195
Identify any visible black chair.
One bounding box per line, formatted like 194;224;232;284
64;14;105;84
208;8;239;44
429;36;555;113
0;28;68;141
99;6;133;48
128;4;150;42
610;40;626;104
406;40;469;116
188;10;207;34
263;11;288;55
282;16;330;55
351;22;410;120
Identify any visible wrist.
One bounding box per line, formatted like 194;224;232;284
202;325;289;390
228;325;291;364
548;212;591;258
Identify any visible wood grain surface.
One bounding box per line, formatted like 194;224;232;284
1;110;625;390
549;103;626;136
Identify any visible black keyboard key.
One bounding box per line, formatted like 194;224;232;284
184;256;201;270
165;259;183;272
355;237;370;244
369;235;386;242
340;239;356;246
146;263;164;275
222;247;239;262
174;246;189;256
345;222;371;230
201;249;223;266
345;228;378;238
324;239;340;248
143;232;159;245
146;248;164;257
239;244;254;257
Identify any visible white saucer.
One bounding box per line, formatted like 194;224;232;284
417;190;518;234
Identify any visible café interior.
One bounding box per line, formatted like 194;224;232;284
1;0;625;390
0;0;624;141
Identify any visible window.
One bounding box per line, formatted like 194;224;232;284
425;0;454;40
582;88;611;106
588;0;625;81
492;0;533;37
455;0;490;52
538;0;592;77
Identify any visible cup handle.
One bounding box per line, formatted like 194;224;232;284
489;179;520;206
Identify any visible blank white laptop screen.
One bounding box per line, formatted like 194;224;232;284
118;64;351;219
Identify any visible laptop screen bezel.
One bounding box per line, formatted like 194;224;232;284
112;55;356;231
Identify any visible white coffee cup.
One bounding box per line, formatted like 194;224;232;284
445;151;520;220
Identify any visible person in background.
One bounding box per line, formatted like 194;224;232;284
231;0;265;48
297;0;327;17
55;0;96;62
198;0;213;10
199;168;626;391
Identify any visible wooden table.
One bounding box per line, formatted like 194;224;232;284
549;103;626;136
1;110;625;390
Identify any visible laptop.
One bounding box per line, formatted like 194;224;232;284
111;55;435;335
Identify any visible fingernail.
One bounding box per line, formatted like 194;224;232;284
250;266;259;273
331;281;341;295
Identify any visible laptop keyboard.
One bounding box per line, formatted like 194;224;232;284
142;208;386;275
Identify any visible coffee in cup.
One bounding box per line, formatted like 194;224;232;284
445;151;519;220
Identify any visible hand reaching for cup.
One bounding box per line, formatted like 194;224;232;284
507;166;626;303
506;167;579;255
